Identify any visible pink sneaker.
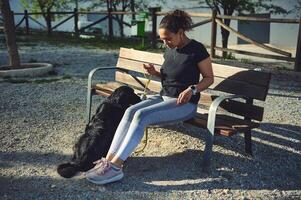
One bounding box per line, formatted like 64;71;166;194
85;158;124;185
84;158;106;175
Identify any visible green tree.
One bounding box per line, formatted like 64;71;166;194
20;0;74;31
289;0;301;17
88;0;165;37
88;0;135;37
198;0;288;57
1;0;20;68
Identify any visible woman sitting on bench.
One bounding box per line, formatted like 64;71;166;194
85;9;214;185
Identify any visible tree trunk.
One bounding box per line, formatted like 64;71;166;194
118;15;125;37
0;0;20;68
130;0;135;20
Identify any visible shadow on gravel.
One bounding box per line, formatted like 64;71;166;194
114;122;300;192
267;92;301;99
0;123;300;196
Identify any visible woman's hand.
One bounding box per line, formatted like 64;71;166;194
177;88;193;105
143;63;157;76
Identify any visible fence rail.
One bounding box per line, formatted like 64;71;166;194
0;8;300;71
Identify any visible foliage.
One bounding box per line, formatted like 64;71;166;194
223;52;236;60
86;0;165;37
198;0;288;15
20;0;74;13
20;0;75;30
88;0;165;11
289;0;301;17
195;0;289;57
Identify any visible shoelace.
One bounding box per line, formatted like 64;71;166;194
96;159;111;175
84;158;106;175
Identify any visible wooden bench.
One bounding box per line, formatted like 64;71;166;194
86;47;271;171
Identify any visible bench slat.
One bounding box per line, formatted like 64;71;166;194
119;48;164;65
186;113;259;136
200;93;264;121
212;64;271;87
115;71;162;92
93;82;144;97
117;57;161;74
210;77;269;101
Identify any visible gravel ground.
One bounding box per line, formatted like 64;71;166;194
0;41;301;200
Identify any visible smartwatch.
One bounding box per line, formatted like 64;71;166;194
190;85;198;95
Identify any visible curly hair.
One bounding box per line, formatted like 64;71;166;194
159;9;193;33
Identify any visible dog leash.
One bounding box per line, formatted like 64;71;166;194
140;73;151;100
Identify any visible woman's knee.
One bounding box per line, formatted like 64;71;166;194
123;106;138;118
133;109;147;122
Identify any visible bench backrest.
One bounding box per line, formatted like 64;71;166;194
115;48;271;122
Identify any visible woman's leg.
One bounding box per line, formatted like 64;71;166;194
85;96;197;184
106;95;163;161
112;96;197;164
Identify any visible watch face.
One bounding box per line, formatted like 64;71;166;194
190;86;197;95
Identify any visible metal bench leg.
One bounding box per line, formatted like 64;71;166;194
86;81;93;125
204;95;243;171
86;89;92;125
244;130;252;155
202;129;214;172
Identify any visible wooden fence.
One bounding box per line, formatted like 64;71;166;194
1;8;300;71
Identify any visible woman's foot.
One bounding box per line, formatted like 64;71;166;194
85;158;124;185
84;157;106;175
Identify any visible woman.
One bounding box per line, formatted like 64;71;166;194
85;9;214;185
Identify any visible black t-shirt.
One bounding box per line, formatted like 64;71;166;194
160;39;210;104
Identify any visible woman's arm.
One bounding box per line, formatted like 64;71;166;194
143;63;161;78
195;57;214;92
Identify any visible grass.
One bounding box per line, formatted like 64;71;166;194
15;31;163;52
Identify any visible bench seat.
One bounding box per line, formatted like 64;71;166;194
92;82;260;137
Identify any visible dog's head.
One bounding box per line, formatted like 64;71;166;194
106;86;141;110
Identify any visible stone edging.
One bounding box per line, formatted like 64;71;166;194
0;63;53;78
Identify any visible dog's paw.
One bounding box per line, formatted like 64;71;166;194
57;163;79;178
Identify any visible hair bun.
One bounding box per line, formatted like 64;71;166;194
159;9;193;33
172;10;186;18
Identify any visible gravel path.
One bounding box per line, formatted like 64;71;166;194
0;41;301;200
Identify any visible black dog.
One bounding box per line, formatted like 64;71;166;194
57;86;141;178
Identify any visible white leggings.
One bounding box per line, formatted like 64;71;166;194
107;95;197;161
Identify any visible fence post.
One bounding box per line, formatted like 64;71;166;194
210;9;217;59
74;8;79;37
108;8;113;40
46;8;52;34
149;7;160;49
24;10;29;34
295;16;301;72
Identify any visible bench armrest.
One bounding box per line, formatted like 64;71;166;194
88;66;128;90
207;95;246;134
86;66;129;124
